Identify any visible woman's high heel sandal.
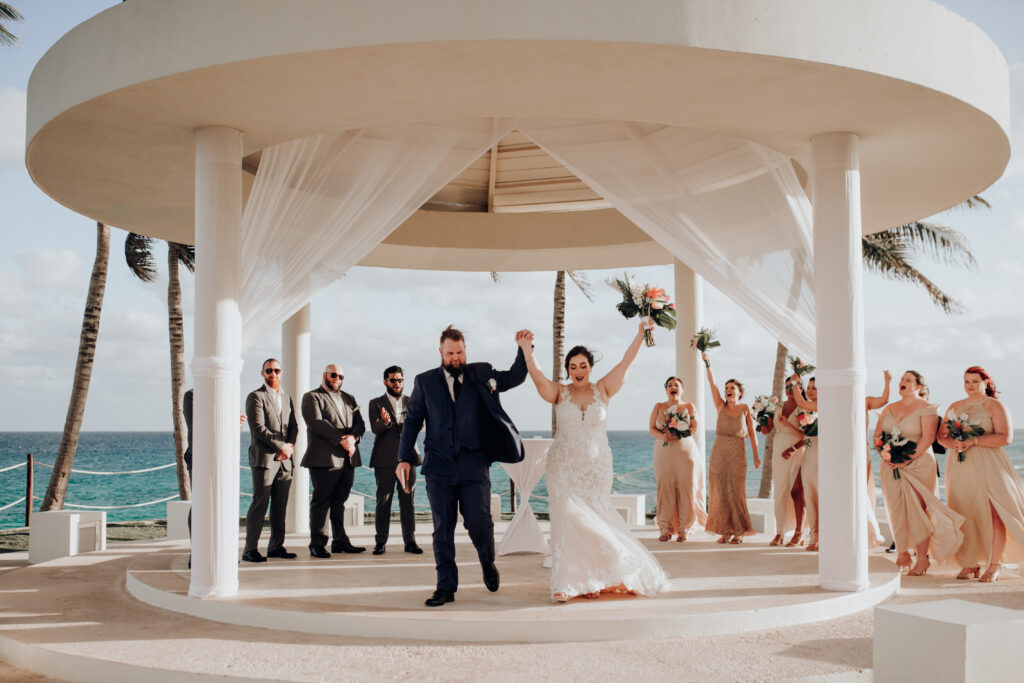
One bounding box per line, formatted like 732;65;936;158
716;534;730;544
980;565;1001;583
908;557;930;576
676;532;686;542
729;535;743;544
769;535;784;547
956;566;981;580
553;593;569;603
784;532;802;547
895;552;913;572
658;534;671;542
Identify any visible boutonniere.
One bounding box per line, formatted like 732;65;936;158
487;379;498;393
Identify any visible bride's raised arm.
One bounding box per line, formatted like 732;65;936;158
516;330;561;404
597;319;652;399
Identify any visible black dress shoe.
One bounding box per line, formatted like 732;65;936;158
482;562;500;592
331;543;366;554
241;550;267;563
424;589;455;607
309;545;331;559
267;548;297;559
372;544;386;555
404;543;424;555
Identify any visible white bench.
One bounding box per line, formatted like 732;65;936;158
747;497;775;536
874;599;1024;682
345;496;364;528
166;500;192;540
610;494;646;527
29;510;106;564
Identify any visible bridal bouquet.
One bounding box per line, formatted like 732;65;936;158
788;355;816;378
875;426;916;479
752;395;780;430
606;273;677;347
661;405;692;445
796;409;818;447
944;411;985;462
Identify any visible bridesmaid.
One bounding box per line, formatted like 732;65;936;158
789;374;821;552
864;370;892;548
702;353;761;544
938;366;1024;582
648;376;707;542
761;379;806;547
873;370;964;576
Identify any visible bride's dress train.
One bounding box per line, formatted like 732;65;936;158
546;384;670;598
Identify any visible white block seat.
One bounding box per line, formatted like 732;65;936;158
29;510;106;564
610;494;646;527
344;496;364;528
874;599;1024;682
747;497;775;536
166;500;192;540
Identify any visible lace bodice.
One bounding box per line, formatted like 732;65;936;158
547;384;612;507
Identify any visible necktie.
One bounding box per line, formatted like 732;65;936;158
453;376;462;401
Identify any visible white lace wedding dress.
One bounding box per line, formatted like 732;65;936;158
546;384;670;598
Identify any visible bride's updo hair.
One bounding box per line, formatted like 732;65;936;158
564;345;596;374
664;376;684;388
965;365;998;397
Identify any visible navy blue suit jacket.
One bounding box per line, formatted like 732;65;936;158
398;348;527;482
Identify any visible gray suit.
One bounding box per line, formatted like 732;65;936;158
368;393;420;546
300;386;366;549
243;384;298;554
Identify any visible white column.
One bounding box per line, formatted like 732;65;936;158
189;126;243;599
282;303;311;534
811;132;868;592
674;261;705;456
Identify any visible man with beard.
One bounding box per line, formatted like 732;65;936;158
368;366;423;555
301;363;366;558
397;326;529;606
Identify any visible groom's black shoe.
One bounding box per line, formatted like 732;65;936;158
332;542;366;554
482;562;500;592
425;589;455;607
309;545;331;559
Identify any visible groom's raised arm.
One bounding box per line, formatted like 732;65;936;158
398;377;426;464
491;346;528;392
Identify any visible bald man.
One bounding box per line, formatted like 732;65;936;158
300;364;366;557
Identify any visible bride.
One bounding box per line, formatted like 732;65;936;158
517;321;670;602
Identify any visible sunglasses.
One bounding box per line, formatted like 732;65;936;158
328;372;344;379
387;378;404;383
264;368;282;375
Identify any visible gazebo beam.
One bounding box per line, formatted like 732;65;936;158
189;126;244;599
811;132;868;592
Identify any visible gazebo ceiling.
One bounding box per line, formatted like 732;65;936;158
25;0;1010;272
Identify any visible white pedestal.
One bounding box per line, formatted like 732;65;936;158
748;497;775;536
166;500;192;540
29;510;106;564
344;496;364;528
610;494;646;527
874;600;1024;683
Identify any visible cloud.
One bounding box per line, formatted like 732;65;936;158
15;248;83;288
0;86;26;166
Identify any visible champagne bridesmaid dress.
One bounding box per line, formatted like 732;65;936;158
771;406;804;536
878;404;964;561
706;409;755;537
945;399;1024;568
653;408;708;537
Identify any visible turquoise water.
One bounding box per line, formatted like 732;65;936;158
2;430;1023;530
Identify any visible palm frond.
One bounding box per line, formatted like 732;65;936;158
0;3;23;46
878;221;977;270
170;242;196;273
566;270;594;301
862;235;964;314
124;232;158;282
489;271;502;284
959;195;990;210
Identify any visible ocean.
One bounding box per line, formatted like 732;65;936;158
3;430;1023;530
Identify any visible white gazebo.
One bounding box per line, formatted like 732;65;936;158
26;0;1010;600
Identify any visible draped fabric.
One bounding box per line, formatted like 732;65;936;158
239;119;513;349
517;119;816;358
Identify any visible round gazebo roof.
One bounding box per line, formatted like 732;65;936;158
26;0;1010;271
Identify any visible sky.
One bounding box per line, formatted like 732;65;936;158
1;0;1023;433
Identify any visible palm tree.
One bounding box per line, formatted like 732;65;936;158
124;234;196;499
757;206;983;497
551;270;593;435
0;3;22;46
41;223;110;510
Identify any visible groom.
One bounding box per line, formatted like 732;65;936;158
397;325;529;607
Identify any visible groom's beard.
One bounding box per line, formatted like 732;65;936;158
442;361;463;379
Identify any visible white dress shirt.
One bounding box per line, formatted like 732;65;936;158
387;392;404;424
264;382;282;416
444;368;462;402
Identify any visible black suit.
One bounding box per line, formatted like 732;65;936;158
398;349;527;592
300;386;366;549
368;393;420;547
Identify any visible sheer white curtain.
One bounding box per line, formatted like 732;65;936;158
239;119;513;349
518;119;816;358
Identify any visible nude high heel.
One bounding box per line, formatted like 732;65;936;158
980;565;1001;583
956;566;980;580
908;557;930;576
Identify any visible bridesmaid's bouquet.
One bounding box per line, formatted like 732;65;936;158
796;409;818;447
661;405;692;445
788;355;816;377
752;395;780;430
875;426;916;479
690;327;720;366
607;273;677;347
944;411;985;462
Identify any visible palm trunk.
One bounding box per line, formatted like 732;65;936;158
41;223;110;510
757;341;789;498
168;245;190;499
551;271;566;436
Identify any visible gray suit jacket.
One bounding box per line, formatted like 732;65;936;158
368;393;420;469
245;384;298;471
300;386;365;469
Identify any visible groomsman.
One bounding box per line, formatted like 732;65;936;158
368;366;422;555
301;364;366;558
242;358;298;563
